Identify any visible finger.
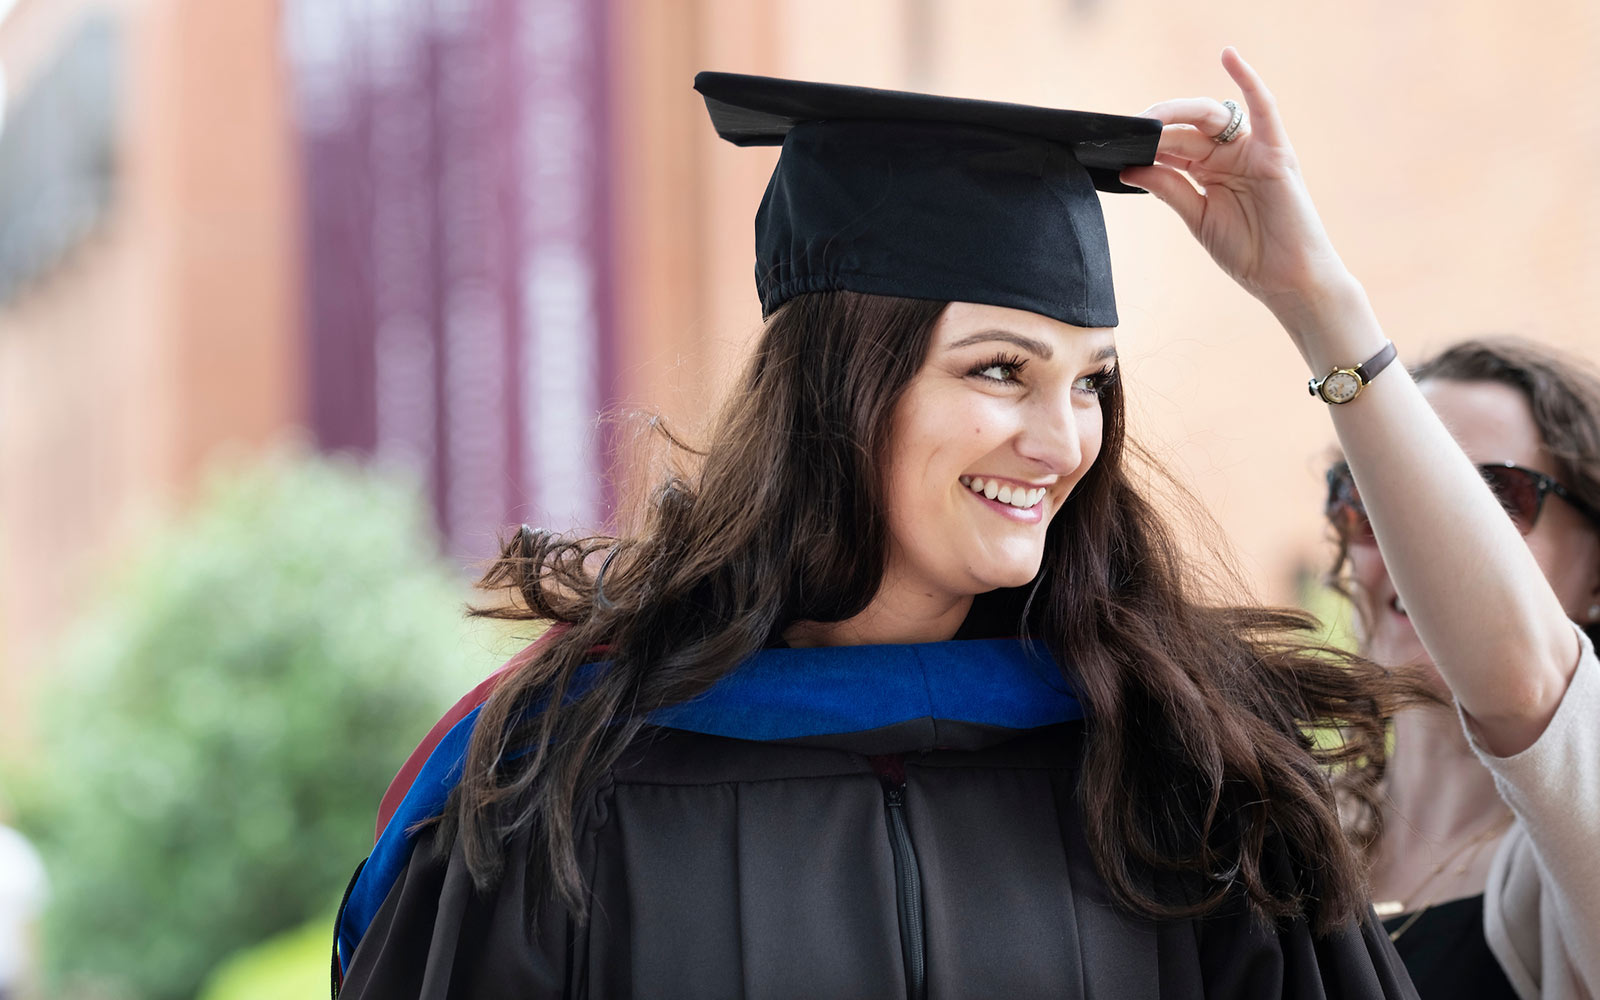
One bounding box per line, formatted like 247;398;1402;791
1154;151;1194;173
1138;97;1235;138
1157;124;1224;164
1220;47;1286;146
1120;164;1205;234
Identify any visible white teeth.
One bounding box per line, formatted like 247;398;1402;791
1393;595;1407;616
962;478;1047;509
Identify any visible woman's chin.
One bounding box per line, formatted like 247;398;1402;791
967;561;1045;593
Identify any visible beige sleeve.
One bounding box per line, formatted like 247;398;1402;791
1466;623;1600;1000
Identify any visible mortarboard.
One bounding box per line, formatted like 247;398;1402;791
694;72;1161;329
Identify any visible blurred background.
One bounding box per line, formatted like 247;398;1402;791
0;0;1594;996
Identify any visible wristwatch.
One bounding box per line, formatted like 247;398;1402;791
1308;341;1397;404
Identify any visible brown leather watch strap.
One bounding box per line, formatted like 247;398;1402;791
1353;340;1398;384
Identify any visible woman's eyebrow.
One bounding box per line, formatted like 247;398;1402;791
945;330;1053;359
944;333;1119;366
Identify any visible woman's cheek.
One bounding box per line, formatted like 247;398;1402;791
1344;547;1387;619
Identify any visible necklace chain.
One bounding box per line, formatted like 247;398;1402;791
1376;809;1515;942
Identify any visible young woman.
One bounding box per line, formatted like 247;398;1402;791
333;53;1433;998
1320;339;1600;999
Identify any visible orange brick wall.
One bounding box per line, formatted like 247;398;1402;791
0;0;300;743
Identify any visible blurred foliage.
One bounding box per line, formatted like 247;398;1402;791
1295;564;1381;757
196;914;330;1000
1296;564;1359;654
5;450;507;1000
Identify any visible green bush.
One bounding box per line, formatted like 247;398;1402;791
8;450;507;1000
196;914;332;1000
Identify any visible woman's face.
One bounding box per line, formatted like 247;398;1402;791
881;302;1116;600
1349;378;1600;671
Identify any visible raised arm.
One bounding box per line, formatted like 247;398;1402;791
1121;48;1580;756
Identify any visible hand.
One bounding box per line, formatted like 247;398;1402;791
1120;48;1358;335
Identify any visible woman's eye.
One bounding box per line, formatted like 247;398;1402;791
968;354;1028;384
1073;367;1118;396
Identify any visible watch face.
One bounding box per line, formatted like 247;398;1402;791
1322;370;1362;403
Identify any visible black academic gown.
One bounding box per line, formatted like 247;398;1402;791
335;639;1418;999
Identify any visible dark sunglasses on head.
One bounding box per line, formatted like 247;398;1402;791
1325;460;1600;545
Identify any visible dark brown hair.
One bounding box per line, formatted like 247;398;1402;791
447;291;1429;934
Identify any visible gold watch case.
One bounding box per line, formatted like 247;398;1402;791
1313;368;1364;404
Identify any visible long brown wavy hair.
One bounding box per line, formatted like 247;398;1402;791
443;290;1430;935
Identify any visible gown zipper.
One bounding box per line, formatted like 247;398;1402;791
884;784;927;1000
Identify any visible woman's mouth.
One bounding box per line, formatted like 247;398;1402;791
959;476;1048;522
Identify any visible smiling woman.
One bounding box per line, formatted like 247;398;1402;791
333;63;1435;999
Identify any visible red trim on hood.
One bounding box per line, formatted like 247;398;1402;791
373;625;569;842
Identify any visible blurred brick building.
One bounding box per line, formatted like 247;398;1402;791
0;0;299;742
3;0;1597;738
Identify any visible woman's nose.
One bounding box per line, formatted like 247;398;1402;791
1015;395;1084;475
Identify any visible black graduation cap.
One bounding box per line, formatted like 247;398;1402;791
694;72;1161;329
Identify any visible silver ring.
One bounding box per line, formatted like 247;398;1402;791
1214;99;1245;143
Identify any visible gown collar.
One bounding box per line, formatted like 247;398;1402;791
648;637;1083;753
